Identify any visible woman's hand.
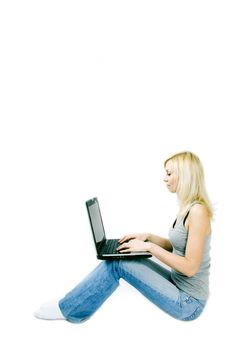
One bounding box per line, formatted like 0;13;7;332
119;233;149;244
117;238;150;253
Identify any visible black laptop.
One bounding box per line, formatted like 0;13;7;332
86;197;152;260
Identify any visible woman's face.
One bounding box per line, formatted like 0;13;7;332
164;160;178;193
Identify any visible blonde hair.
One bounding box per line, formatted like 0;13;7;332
164;151;213;218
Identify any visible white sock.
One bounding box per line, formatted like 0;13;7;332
34;300;66;320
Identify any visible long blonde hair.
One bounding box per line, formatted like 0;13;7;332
164;151;213;218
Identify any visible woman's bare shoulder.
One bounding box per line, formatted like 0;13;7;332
187;204;211;233
191;203;207;213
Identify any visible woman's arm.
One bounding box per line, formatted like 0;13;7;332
119;233;173;252
118;204;210;277
148;205;210;276
147;234;173;252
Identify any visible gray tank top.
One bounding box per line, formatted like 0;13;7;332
168;203;211;300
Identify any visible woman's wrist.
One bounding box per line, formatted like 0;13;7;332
146;233;152;241
146;241;153;253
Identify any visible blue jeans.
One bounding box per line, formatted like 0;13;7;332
59;259;206;323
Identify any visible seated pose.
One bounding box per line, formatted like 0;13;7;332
34;151;213;322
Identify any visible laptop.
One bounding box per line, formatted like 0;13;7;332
86;197;152;260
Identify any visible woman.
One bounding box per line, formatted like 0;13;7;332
34;151;212;322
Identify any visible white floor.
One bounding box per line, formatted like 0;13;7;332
31;287;223;350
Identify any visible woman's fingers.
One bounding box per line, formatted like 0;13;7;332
117;247;131;253
117;241;131;251
119;234;135;243
118;236;127;243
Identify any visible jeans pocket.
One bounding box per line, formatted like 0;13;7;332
180;292;205;321
182;304;204;321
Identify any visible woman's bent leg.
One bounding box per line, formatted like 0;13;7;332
59;258;205;323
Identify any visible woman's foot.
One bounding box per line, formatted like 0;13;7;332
34;300;66;320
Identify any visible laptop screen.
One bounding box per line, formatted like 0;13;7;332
86;198;105;244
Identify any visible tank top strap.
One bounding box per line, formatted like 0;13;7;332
172;201;201;229
182;201;200;225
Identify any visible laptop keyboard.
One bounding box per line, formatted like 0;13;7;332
100;239;120;254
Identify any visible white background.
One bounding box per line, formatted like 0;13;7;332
0;1;236;349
